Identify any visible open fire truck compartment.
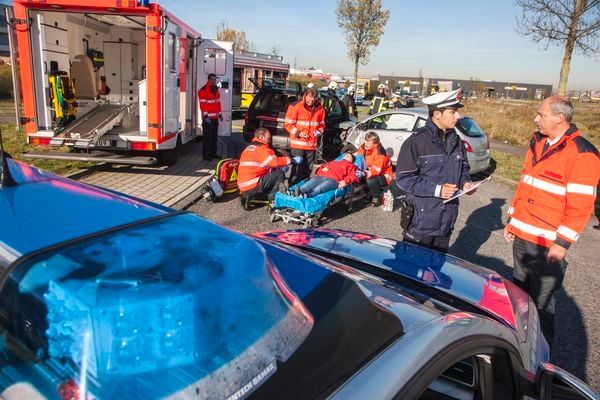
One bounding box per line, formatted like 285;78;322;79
11;0;233;165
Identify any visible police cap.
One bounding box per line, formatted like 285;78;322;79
422;88;464;110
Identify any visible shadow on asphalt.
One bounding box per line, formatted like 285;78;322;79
553;289;588;381
450;198;511;276
450;196;588;382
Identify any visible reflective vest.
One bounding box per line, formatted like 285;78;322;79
342;94;357;118
198;81;222;119
284;94;325;151
357;143;394;184
507;124;600;249
238;137;291;192
369;93;388;116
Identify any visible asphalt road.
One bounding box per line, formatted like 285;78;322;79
189;173;600;391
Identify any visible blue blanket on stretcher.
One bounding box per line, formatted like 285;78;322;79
273;154;365;214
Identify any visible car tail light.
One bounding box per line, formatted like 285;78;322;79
29;137;52;145
130;141;156;151
462;140;473;153
486;140;490;150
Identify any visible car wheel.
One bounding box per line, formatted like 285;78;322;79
340;143;357;155
159;136;181;166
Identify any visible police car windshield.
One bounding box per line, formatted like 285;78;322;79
0;213;312;399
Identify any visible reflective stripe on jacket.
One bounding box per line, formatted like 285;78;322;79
237;137;291;192
198;81;222;119
356;144;394;184
507;124;600;249
284;93;325;151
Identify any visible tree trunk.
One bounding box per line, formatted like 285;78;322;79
558;0;585;95
354;56;359;98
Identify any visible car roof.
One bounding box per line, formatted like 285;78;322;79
0;158;168;261
255;229;519;330
0;158;527;399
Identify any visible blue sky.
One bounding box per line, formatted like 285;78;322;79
160;0;599;91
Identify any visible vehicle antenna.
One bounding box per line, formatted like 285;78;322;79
0;127;17;188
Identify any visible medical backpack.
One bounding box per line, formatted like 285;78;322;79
200;158;239;202
215;158;239;194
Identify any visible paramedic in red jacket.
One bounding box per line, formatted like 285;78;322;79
503;96;600;346
356;131;394;206
284;87;325;186
294;153;359;197
238;128;300;207
198;73;222;161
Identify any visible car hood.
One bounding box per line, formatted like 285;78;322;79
255;228;519;330
0;158;168;261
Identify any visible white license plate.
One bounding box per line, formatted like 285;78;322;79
96;139;111;147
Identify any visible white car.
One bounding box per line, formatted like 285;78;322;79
341;108;491;174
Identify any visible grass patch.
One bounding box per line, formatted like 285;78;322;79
489;150;523;183
462;99;600;148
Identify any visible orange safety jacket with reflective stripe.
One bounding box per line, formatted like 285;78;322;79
198;81;222;119
507;124;600;249
357;143;394;184
284;93;325;151
237;137;291;192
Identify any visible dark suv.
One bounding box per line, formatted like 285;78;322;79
243;82;356;159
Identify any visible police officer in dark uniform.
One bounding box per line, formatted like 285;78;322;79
395;89;476;252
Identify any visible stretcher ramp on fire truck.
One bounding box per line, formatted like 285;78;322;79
49;103;128;148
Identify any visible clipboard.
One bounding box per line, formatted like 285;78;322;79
443;176;491;203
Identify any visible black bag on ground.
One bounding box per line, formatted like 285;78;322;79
399;197;414;230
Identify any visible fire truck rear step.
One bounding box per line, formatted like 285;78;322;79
21;150;158;166
51;104;129;148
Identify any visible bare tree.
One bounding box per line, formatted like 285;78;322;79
515;0;600;94
216;20;254;53
336;0;390;90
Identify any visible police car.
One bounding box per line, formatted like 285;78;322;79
0;153;597;399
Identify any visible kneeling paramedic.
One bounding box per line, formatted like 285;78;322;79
395;89;476;252
356;131;394;206
238;128;301;207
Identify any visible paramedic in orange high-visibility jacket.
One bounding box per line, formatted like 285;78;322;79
356;131;394;206
503;95;600;347
284;87;325;186
238;128;299;207
198;73;222;161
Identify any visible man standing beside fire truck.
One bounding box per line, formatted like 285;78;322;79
198;73;222;161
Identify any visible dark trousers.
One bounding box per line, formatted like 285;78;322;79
202;118;219;159
403;232;450;253
243;168;285;201
366;175;388;199
512;236;567;346
289;149;315;186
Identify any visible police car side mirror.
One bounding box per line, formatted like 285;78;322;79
357;122;367;131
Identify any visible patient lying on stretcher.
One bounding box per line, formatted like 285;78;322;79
293;153;362;198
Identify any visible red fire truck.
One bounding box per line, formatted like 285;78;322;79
9;0;232;165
